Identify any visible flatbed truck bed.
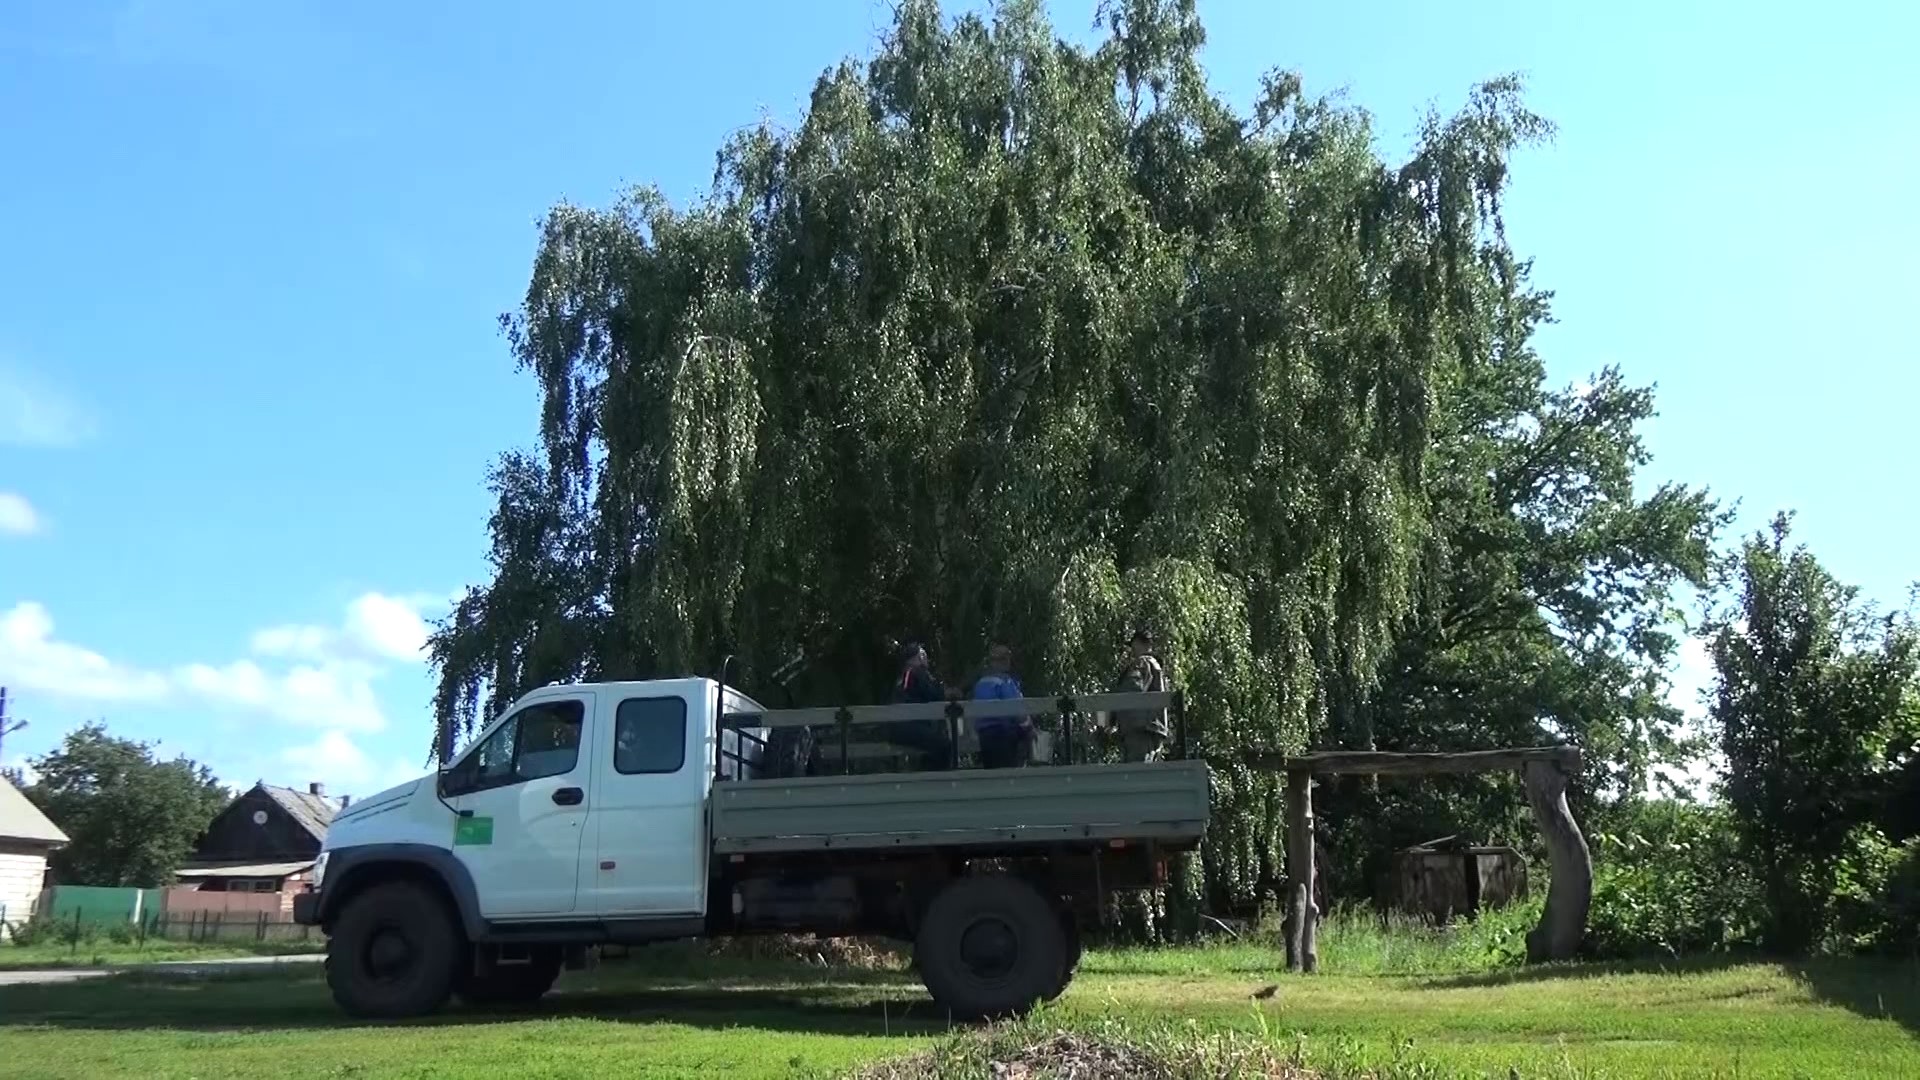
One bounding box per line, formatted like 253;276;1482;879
711;760;1210;854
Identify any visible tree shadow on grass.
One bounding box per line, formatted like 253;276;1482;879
1427;950;1920;1039
1424;952;1760;990
0;963;956;1038
1786;956;1920;1038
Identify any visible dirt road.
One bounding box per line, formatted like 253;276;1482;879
0;953;322;986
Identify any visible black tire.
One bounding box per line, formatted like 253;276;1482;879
914;876;1067;1021
456;949;563;1008
325;881;462;1020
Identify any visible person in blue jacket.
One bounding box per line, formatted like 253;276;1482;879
971;642;1031;769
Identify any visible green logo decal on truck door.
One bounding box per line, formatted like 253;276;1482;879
453;816;494;846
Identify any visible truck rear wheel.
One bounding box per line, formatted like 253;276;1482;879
325;881;461;1019
1044;912;1082;1002
915;876;1066;1021
456;948;563;1008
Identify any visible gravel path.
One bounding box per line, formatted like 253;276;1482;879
0;952;323;986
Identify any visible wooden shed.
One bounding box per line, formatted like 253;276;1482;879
1386;837;1527;923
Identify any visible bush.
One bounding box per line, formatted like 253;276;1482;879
1829;833;1920;955
1316;900;1538;975
3;914;98;949
1585;800;1760;958
1886;839;1920;953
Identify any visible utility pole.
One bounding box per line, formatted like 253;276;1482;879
0;687;26;769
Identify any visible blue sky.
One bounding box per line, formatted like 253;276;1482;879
2;0;1914;798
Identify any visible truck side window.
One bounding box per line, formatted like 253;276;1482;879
448;699;585;795
469;718;519;790
514;701;585;782
613;696;687;775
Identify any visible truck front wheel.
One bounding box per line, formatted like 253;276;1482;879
915;876;1067;1021
325;881;461;1019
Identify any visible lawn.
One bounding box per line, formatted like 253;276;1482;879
1;935;1915;1079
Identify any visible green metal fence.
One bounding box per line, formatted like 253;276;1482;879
36;885;167;927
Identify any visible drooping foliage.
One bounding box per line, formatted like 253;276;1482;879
432;0;1563;911
1317;359;1724;895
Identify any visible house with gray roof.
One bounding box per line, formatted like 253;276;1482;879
0;775;68;935
177;782;344;904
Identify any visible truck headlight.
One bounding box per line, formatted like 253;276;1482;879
311;851;330;890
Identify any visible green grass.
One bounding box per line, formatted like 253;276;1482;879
0;932;1915;1078
0;938;323;970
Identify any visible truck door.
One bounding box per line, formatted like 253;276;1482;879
440;690;595;918
588;686;709;917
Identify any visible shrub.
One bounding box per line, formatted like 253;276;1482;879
1886;839;1920;954
4;914;100;949
1829;833;1920;955
1585;800;1760;958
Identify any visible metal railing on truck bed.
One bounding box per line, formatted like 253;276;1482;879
715;690;1185;778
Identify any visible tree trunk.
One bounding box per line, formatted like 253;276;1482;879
1523;759;1592;962
1284;768;1318;973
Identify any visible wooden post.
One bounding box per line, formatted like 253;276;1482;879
1522;758;1592;962
1249;745;1591;971
1284;767;1318;973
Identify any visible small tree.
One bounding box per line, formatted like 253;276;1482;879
1708;514;1919;954
24;724;230;888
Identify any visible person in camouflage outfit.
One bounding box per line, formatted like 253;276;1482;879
1112;629;1169;762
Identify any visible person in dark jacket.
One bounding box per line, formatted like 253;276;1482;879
890;642;954;770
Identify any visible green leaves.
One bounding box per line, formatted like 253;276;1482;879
1708;513;1920;954
24;724;229;888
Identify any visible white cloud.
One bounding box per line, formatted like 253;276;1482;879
0;602;171;701
249;623;334;660
251;591;432;665
176;656;389;733
0;365;97;447
0;492;43;536
280;730;424;796
343;592;430;661
179;591;441;732
1;591;443;735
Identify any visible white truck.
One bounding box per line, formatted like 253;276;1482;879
295;677;1208;1020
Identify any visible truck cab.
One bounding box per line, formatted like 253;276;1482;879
298;677;1207;1021
313;679;757;927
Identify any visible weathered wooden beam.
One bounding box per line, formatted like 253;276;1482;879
1283;768;1318;974
724;691;1176;731
1245;746;1581;777
1522;758;1592;962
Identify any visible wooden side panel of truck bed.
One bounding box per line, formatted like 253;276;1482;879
708;760;1210;854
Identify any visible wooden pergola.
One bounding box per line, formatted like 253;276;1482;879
1246;746;1592;973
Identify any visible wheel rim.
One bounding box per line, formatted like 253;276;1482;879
364;924;415;984
957;915;1019;983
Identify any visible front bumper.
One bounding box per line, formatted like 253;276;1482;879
292;890;321;926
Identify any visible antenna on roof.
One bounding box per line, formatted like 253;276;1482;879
0;687;27;768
